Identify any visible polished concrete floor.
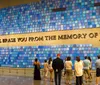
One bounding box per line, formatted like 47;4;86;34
0;75;97;85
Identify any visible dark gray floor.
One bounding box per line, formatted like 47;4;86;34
0;75;97;85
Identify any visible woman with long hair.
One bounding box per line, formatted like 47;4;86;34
48;57;53;82
44;60;49;80
88;56;92;79
33;58;41;80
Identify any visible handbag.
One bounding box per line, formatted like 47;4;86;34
49;68;53;72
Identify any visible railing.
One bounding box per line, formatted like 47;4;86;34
0;67;96;79
0;67;34;77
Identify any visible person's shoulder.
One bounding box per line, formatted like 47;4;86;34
86;59;90;63
60;58;63;61
80;60;83;63
74;61;78;65
96;59;100;62
69;61;72;63
53;58;56;61
84;59;88;63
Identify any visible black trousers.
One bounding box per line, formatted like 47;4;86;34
96;68;100;77
54;71;62;85
76;76;83;85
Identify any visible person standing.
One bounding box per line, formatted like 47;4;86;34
95;55;100;85
88;56;92;79
52;53;64;85
33;58;41;80
48;57;53;82
65;56;73;84
74;56;83;85
44;60;49;80
83;56;91;82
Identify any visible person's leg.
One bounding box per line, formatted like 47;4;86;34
80;76;83;85
46;70;48;79
58;71;62;85
76;76;79;85
99;77;100;84
87;69;91;80
83;70;87;82
96;77;99;85
78;76;81;85
98;68;100;84
50;72;52;81
50;71;53;82
89;69;92;79
65;70;69;84
96;68;100;85
54;71;57;85
39;69;41;80
67;70;70;84
64;69;66;76
69;70;72;84
85;69;88;82
44;70;45;80
44;70;47;80
51;71;53;81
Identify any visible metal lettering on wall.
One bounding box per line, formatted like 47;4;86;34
0;28;100;47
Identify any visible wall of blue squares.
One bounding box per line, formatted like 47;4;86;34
0;0;100;69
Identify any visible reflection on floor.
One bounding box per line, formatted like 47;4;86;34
0;75;96;85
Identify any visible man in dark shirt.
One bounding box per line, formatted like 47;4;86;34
95;55;100;85
52;54;64;85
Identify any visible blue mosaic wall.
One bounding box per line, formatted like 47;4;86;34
0;45;100;69
0;0;100;34
0;0;100;69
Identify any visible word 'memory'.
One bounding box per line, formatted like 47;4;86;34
58;33;98;40
58;33;87;40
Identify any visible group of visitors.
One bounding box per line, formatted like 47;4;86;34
33;54;100;85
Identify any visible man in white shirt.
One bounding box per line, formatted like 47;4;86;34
74;56;83;85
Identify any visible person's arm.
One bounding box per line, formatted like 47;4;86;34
88;60;91;67
95;60;97;68
61;60;64;70
74;63;76;71
46;63;49;69
38;61;40;65
33;62;36;65
64;62;66;69
74;62;78;75
52;60;55;70
71;61;73;67
81;61;83;69
52;60;54;69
